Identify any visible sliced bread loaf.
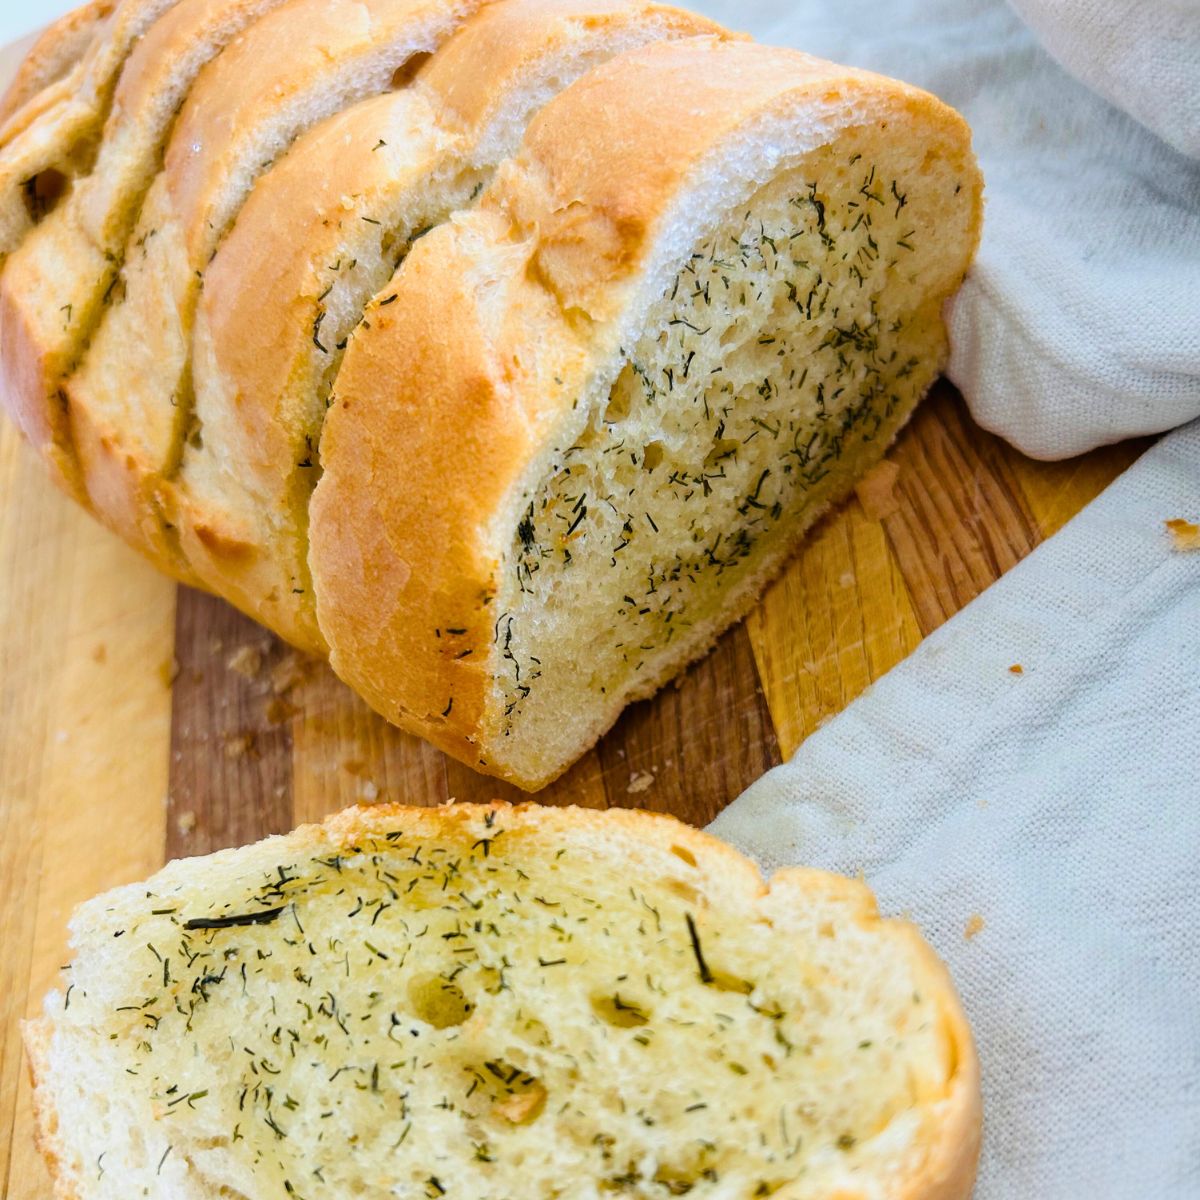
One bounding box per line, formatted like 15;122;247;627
0;0;297;508
310;36;984;788
25;802;980;1199
59;0;494;575
173;0;730;652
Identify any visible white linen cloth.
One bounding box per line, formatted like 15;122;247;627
698;0;1200;459
698;1;1200;1195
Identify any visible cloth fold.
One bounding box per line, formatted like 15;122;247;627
700;0;1200;459
710;421;1200;1197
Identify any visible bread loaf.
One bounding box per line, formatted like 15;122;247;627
34;0;497;569
25;802;981;1199
174;0;729;652
311;37;983;787
0;1;983;789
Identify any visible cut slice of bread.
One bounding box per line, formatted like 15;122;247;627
0;0;296;510
0;0;184;257
59;0;493;578
310;36;984;789
174;0;730;652
25;802;981;1199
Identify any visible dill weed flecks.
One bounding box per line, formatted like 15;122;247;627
40;806;955;1197
496;143;933;736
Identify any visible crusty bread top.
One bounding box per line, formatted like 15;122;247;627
0;0;115;132
413;0;734;134
0;0;297;508
0;0;183;253
27;802;980;1199
162;0;491;262
309;36;981;783
173;0;728;652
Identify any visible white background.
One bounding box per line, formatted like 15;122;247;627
0;2;74;49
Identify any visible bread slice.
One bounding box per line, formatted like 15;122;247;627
0;0;298;509
0;0;114;129
174;0;730;652
0;0;184;257
24;802;980;1199
310;37;984;789
59;0;492;578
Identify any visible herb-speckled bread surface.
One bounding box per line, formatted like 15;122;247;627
26;802;981;1199
310;36;983;787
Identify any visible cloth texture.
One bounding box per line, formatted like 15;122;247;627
711;420;1200;1197
698;0;1200;459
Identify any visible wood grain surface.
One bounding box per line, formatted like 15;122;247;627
0;380;1148;1194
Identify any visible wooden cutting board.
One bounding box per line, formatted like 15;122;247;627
0;379;1148;1194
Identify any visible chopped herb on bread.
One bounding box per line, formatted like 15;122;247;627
26;803;980;1198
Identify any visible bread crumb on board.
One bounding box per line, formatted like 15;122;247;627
266;695;299;725
224;731;258;760
1165;518;1200;551
226;643;265;680
176;810;197;838
965;914;985;940
854;459;901;520
627;770;656;795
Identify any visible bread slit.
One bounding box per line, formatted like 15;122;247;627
0;0;185;257
175;0;729;650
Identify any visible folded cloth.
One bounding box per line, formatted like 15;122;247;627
698;0;1200;459
1008;0;1200;160
711;419;1200;1197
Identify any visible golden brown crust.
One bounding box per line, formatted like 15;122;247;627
59;0;490;593
0;0;185;259
0;267;83;500
173;88;444;653
414;0;731;131
158;0;488;266
310;37;983;787
174;0;726;653
24;801;981;1199
0;0;303;553
0;0;115;133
